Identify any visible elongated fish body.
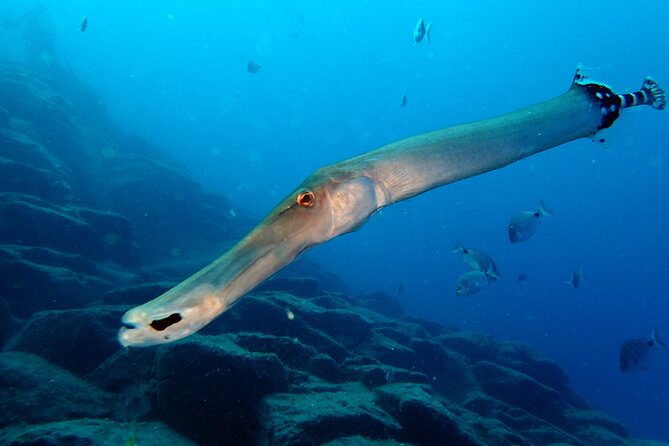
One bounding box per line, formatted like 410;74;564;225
455;270;490;296
118;69;665;347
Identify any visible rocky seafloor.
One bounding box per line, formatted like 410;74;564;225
0;61;666;446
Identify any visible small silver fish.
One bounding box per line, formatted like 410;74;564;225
455;269;491;296
508;199;553;243
451;241;501;280
565;269;583;288
413;18;432;44
619;328;666;373
385;368;395;383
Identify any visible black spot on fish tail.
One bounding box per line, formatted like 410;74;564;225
583;83;622;130
150;313;182;331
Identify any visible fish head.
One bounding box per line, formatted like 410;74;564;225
118;165;384;347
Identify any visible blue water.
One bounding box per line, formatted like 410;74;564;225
2;0;668;440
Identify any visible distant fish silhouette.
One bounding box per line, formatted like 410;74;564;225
565;269;583;288
80;16;88;32
247;61;261;73
400;94;407;107
413;18;431;44
397;283;406;296
385;368;395;383
619;328;666;372
517;273;528;284
508;199;553;243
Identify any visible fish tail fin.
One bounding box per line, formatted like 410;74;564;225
618;77;666;111
451;239;464;254
487;268;501;281
538;198;554;216
652;327;666;348
426;22;432;43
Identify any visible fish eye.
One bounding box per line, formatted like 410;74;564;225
297;190;316;207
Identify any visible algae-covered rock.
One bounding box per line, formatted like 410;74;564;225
5;307;124;375
473;360;567;426
375;382;485;445
0;419;198;446
0;352;114;426
153;335;287;445
259;382;404;445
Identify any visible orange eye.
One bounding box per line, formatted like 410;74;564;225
297;190;316;207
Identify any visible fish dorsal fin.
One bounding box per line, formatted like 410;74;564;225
537;198;554;216
451;239;465;254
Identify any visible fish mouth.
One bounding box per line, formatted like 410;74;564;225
121;320;137;330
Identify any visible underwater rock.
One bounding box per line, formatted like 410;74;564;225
0;256;112;316
88;347;158;393
439;330;500;363
0;419;198;446
5;307;123;375
103;281;175;305
496;340;570;392
357;331;417;369
346;363;429;388
473;360;567;426
357;291;405;318
258;382;404;445
0;192;138;265
0;296;11;347
214;292;350;361
100;153;248;263
410;338;479;402
0;157;72;202
153;335;288;445
255;275;322;297
374;383;485;445
321;436;414;446
565;408;630;439
0;351;114;426
230;332;343;382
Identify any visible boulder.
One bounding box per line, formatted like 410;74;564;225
103;281;175;305
0;352;114;426
5;307;124;375
259;382;404;445
153;335;287;445
496;340;570;391
473;360;566;426
0;419;197;446
255;275;322;297
375;383;484;446
0;192;137;265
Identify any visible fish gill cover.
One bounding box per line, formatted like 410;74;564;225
0;0;667;445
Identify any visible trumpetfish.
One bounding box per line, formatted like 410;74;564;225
118;67;665;347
